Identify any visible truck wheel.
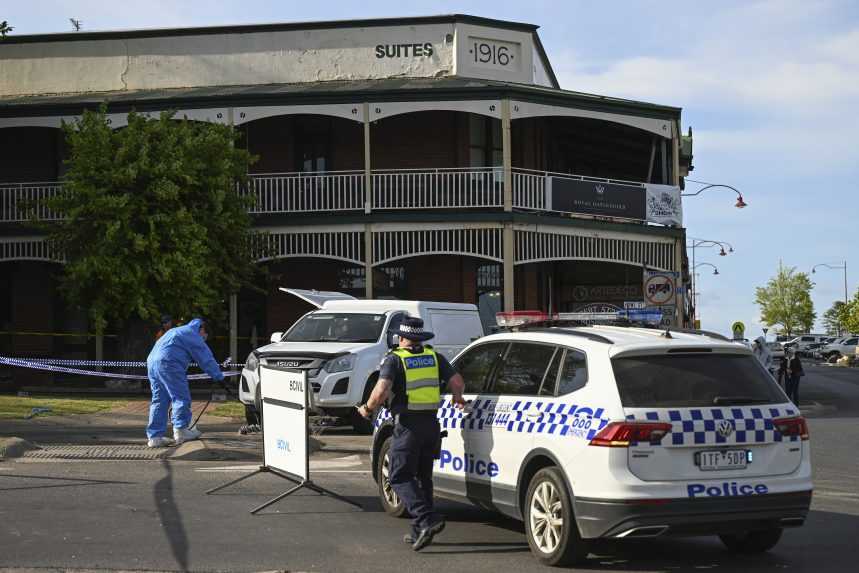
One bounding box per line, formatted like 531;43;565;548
350;374;378;435
254;383;263;430
524;467;589;566
376;437;407;517
720;528;783;553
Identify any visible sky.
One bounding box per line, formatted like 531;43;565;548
4;0;858;338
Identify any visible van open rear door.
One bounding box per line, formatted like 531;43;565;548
279;288;357;309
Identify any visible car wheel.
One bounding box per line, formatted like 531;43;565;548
376;437;407;517
719;528;783;553
524;467;589;566
350;375;378;435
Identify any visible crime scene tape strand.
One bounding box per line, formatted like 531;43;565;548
0;356;240;380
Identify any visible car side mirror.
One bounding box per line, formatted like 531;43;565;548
388;333;400;349
270;331;284;344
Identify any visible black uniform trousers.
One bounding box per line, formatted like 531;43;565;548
388;412;441;532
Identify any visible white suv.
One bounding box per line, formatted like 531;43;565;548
371;324;812;566
820;336;858;360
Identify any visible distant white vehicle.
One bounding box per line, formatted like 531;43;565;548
819;336;859;361
782;335;829;353
238;289;484;433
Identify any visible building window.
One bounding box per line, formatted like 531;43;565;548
294;117;332;172
476;263;502;332
469;115;502;168
337;265;407;299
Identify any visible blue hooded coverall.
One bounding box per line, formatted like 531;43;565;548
146;318;225;439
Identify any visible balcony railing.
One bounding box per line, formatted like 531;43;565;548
243;170;365;213
372;167;502;210
0;168;669;224
0;182;63;222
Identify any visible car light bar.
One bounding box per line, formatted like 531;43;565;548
495;310;663;327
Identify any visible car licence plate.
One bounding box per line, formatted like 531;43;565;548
695;449;749;471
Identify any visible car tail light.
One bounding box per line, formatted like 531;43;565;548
773;416;809;440
589;421;673;447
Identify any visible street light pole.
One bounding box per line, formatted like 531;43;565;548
687;238;733;323
683;179;748;208
812;261;849;305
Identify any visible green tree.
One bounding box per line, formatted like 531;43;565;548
822;301;846;336
839;290;859;335
754;263;816;337
45;107;258;360
0;21;13;38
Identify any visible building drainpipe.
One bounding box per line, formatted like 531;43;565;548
228;106;239;356
672;119;683;327
502;99;515;312
363;102;374;300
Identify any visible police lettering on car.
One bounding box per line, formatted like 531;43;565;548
358;315;467;551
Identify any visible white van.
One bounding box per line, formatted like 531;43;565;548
238;289;484;433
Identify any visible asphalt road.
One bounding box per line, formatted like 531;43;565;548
1;364;858;572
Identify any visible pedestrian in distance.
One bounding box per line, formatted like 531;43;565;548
146;317;225;448
783;347;804;405
357;316;467;551
155;314;174;340
752;336;774;374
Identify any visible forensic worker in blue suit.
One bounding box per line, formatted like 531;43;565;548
146;318;225;448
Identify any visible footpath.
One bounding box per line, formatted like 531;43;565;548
0;401;370;463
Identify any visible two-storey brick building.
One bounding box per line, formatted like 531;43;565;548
0;15;693;367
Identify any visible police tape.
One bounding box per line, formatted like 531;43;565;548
0;356;241;380
0;357;244;368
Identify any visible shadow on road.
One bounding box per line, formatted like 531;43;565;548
154;459;189;571
423;508;859;571
0;472;134;492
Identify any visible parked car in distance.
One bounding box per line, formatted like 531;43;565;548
782;335;830;354
767;341;785;360
819;336;859;361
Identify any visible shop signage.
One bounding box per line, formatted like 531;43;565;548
570;285;642;302
375;43;435;58
645;184;683;227
573;303;623;313
549;178;646;220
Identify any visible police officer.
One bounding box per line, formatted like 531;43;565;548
357;316;466;551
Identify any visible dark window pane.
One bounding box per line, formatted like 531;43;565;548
494;343;556;396
558;350;588;395
539;349;562;396
611;354;786;408
455;342;507;394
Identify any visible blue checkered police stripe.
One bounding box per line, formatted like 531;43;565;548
377;398;611;441
625;406;799;446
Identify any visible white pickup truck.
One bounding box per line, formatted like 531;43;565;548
238;289;484;433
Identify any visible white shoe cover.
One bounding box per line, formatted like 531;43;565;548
174;426;202;444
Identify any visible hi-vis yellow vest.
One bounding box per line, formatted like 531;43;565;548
393;347;441;412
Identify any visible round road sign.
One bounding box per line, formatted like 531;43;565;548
644;274;675;305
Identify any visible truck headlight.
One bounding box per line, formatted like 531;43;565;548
326;354;355;373
245;352;259;372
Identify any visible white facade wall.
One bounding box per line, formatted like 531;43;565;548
0;21;553;97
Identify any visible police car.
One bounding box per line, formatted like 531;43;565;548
371;315;812;566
